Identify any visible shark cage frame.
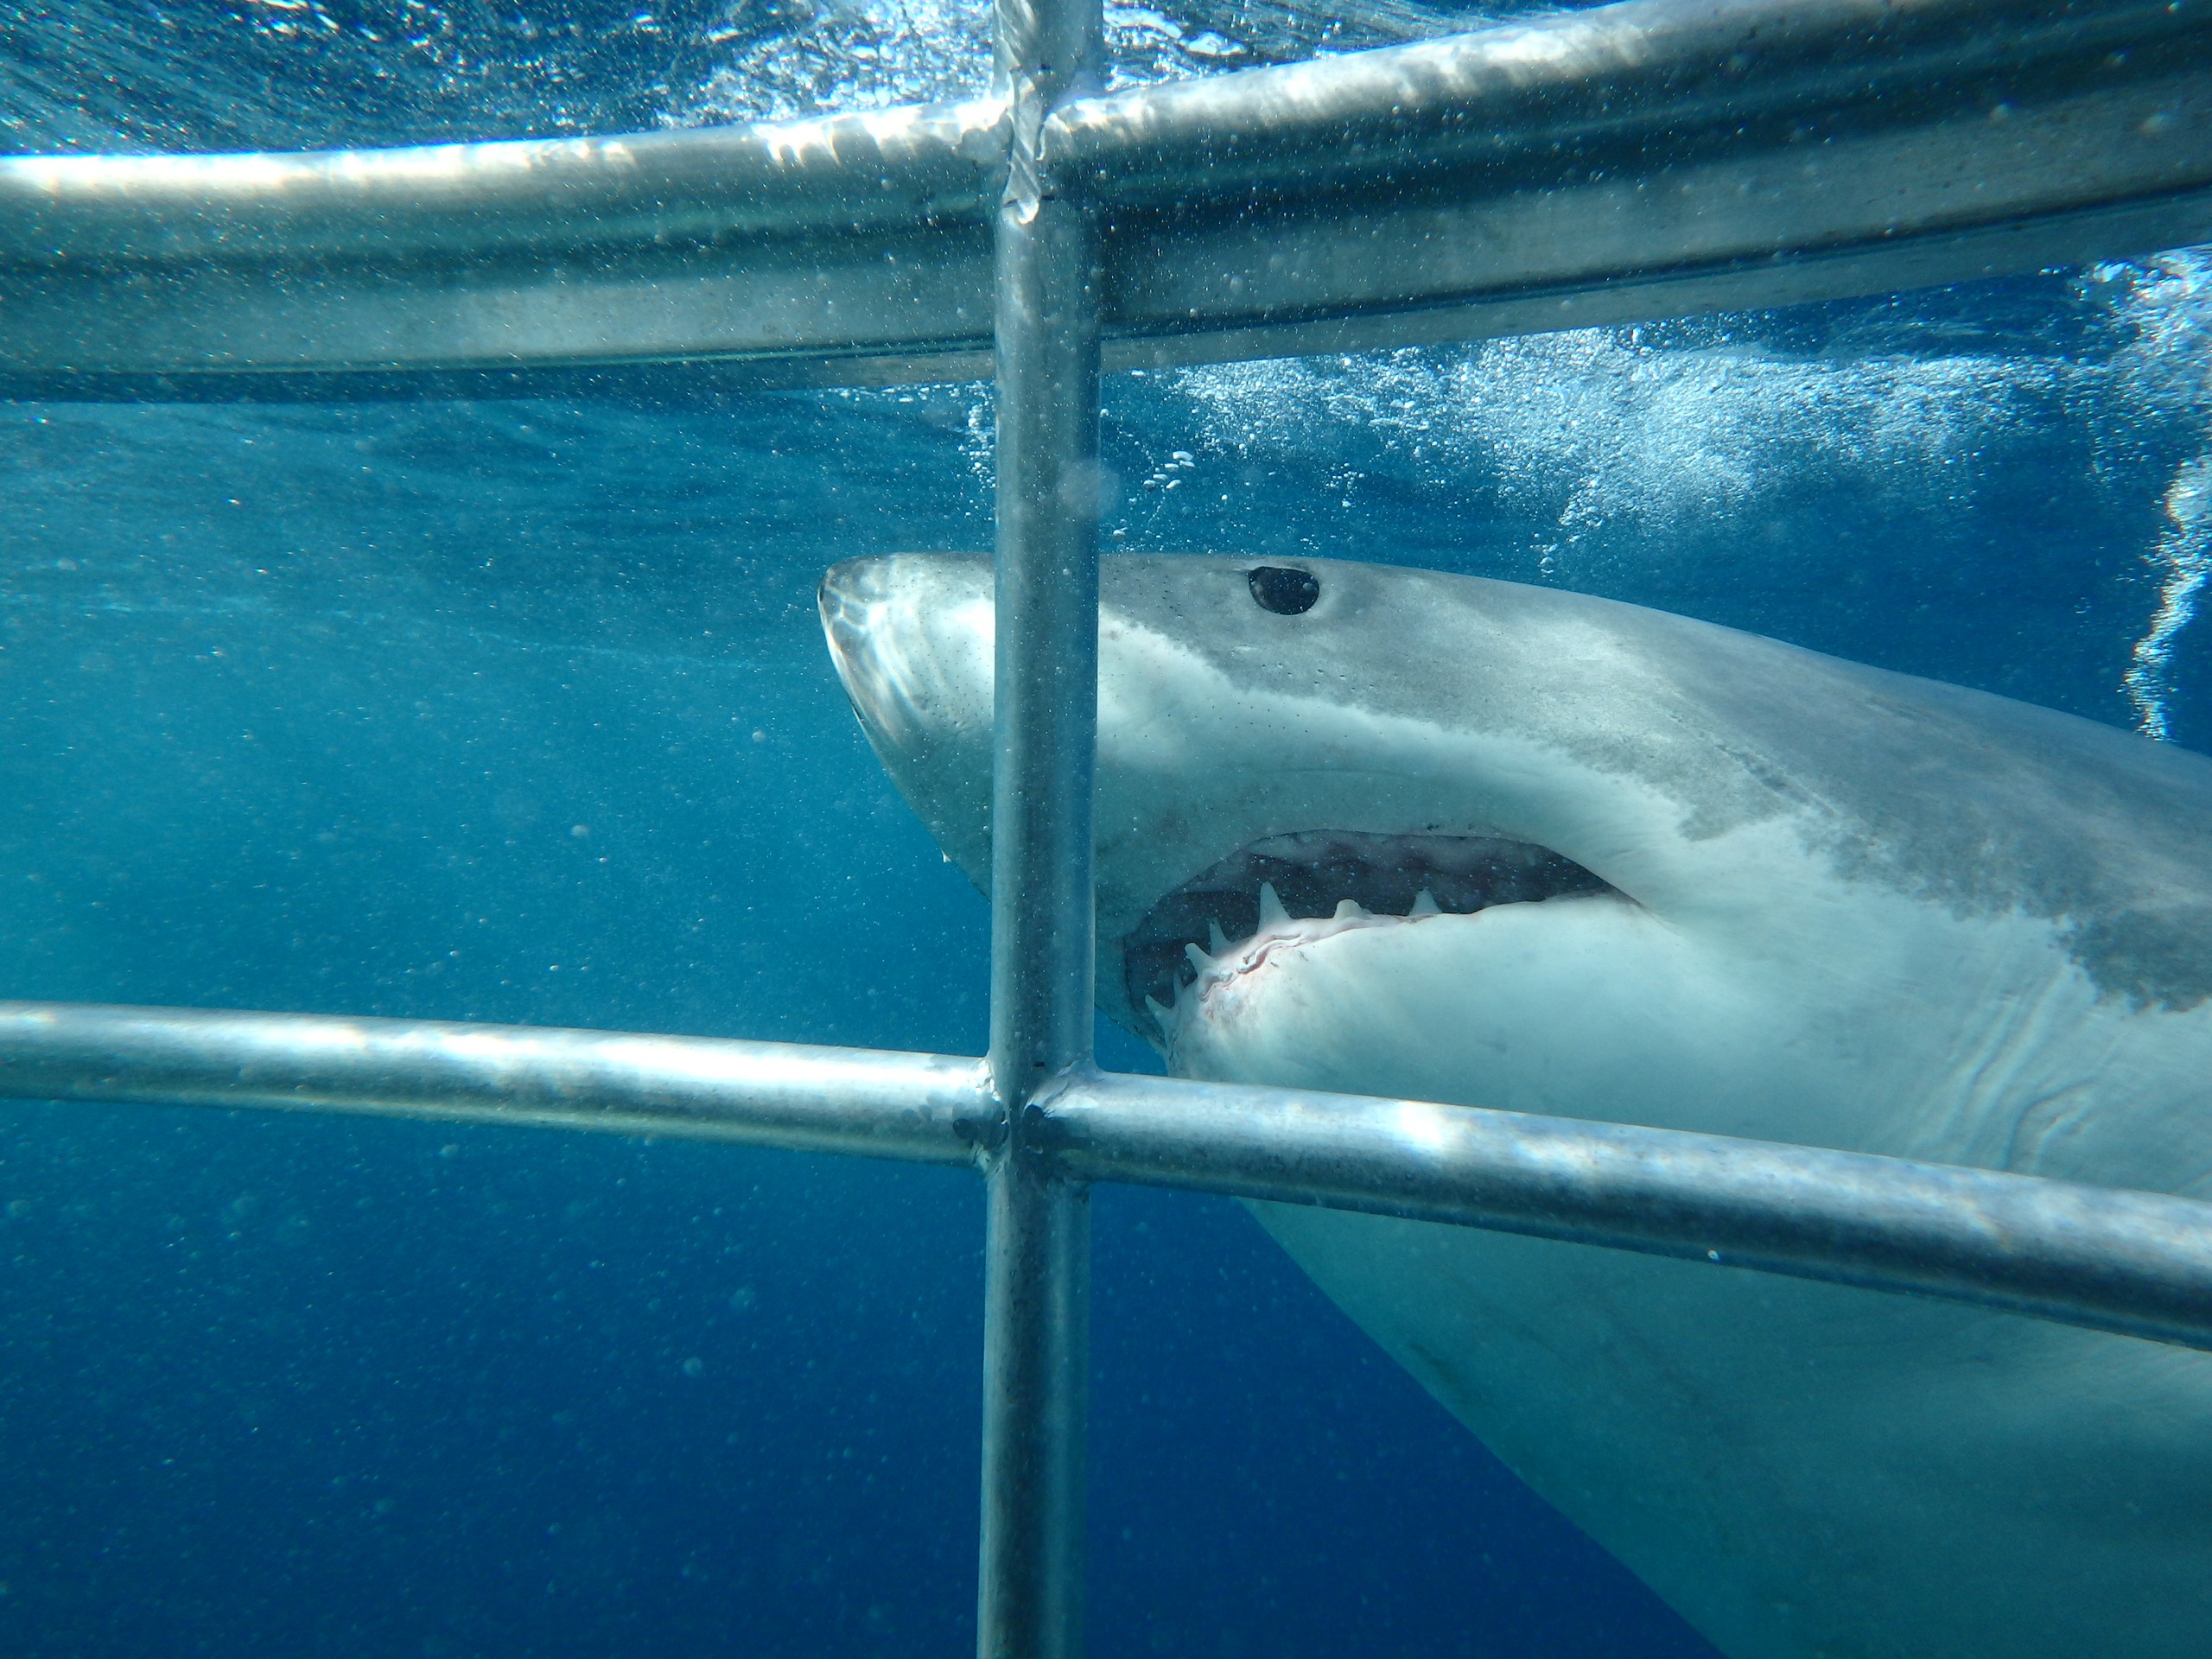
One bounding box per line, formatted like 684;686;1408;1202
3;0;2212;1650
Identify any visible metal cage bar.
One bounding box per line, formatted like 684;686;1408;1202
979;0;1108;1646
2;1;2212;1653
2;0;2209;397
0;1001;2209;1351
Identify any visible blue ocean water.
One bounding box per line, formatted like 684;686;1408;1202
3;5;2211;1656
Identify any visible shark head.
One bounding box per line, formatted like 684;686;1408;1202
822;550;2212;1165
821;550;2212;1659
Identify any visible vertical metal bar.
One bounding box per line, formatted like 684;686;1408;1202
979;0;1103;1651
978;1138;1091;1659
988;0;1103;1108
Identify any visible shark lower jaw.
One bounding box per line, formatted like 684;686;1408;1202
1120;829;1618;1052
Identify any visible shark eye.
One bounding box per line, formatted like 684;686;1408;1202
1248;566;1320;615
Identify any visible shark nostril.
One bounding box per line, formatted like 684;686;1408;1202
1249;566;1320;615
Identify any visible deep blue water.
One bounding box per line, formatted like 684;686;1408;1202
5;4;2212;1655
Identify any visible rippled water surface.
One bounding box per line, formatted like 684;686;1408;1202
2;3;2209;1655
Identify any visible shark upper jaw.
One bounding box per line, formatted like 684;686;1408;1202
819;550;1694;1047
1124;826;1620;1063
814;546;2156;1146
818;548;2212;1180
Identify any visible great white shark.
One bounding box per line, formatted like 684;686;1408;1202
818;550;2212;1659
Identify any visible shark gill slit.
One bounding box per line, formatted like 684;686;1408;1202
1121;830;1618;1027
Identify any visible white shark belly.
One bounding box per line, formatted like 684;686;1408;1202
1173;888;2212;1659
1255;1208;2212;1659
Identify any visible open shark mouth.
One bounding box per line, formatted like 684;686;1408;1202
1122;830;1618;1035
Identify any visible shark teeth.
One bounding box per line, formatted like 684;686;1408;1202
1122;830;1618;1020
1154;890;1420;1046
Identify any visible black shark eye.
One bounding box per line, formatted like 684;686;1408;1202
1248;566;1320;615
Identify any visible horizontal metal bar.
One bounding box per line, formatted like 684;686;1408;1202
1053;0;2208;204
1104;188;2212;374
1096;76;2212;368
0;1001;993;1163
2;0;2204;395
1045;1072;2212;1352
0;101;1010;265
1079;0;2212;365
0;99;1007;391
0;1001;2209;1351
0;226;998;390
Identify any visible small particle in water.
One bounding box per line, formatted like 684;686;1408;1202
438;1144;458;1159
570;823;589;839
751;729;766;743
729;1287;757;1312
682;1357;705;1378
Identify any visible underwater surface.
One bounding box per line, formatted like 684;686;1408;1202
2;3;2211;1655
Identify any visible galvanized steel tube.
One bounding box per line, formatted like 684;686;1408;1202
1046;0;2209;203
1044;1071;2212;1352
977;1126;1091;1659
978;0;1105;1646
0;1001;990;1162
0;1001;2208;1349
6;0;2207;391
0;100;1009;265
985;194;1102;1105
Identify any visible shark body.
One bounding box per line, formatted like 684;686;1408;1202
820;551;2212;1659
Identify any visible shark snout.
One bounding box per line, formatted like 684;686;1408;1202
818;552;998;892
